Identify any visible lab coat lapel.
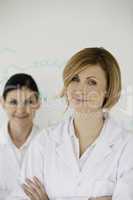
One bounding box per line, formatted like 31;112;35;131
51;115;121;181
80;138;113;178
51;117;80;175
56;131;80;175
78;116;121;181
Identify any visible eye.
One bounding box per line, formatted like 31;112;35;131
87;79;97;86
71;75;79;82
24;98;37;106
8;99;18;105
24;99;34;105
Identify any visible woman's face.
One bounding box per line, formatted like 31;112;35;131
1;87;40;126
66;64;107;113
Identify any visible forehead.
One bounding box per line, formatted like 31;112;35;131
77;64;106;79
6;88;36;99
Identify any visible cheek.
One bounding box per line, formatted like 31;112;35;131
5;107;16;115
87;89;106;108
28;109;36;116
66;86;72;98
87;89;105;99
23;105;34;113
66;83;78;95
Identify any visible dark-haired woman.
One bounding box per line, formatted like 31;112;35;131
0;73;41;199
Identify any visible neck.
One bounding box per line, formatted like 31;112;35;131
73;110;105;143
8;120;33;148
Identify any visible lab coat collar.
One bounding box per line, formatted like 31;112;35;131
77;116;123;182
48;117;80;175
49;113;122;146
49;114;123;176
0;120;10;145
48;119;71;145
0;120;39;149
19;124;39;150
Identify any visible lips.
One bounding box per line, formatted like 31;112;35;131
14;115;29;119
72;96;89;102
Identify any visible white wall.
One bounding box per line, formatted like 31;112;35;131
0;0;133;130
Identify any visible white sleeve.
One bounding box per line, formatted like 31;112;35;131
6;132;46;200
112;137;133;200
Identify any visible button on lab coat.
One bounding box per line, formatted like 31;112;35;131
0;121;40;200
9;115;133;200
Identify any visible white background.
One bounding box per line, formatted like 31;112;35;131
0;0;133;130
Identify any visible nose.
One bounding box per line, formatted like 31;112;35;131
15;104;27;114
75;83;88;94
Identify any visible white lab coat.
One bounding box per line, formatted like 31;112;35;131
0;121;41;200
9;115;133;200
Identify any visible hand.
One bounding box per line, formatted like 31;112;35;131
90;197;112;200
89;197;112;200
22;176;49;200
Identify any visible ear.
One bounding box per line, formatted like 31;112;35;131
36;98;41;110
0;96;5;108
64;88;67;95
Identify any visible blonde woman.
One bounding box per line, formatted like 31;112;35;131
10;48;133;200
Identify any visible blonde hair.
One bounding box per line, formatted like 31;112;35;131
61;47;121;109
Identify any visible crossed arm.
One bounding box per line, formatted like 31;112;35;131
90;198;112;200
22;176;111;200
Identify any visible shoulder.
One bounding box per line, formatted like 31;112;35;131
33;124;42;133
110;117;133;158
115;120;133;145
0;120;9;145
46;116;72;142
30;116;72;148
117;129;133;174
105;115;133;143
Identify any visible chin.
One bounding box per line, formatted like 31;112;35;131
14;117;29;123
72;105;88;113
72;105;100;114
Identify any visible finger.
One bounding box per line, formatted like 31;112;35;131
22;183;40;200
26;179;48;200
25;178;41;193
23;186;36;200
33;177;49;199
92;197;112;200
22;184;36;200
33;177;46;192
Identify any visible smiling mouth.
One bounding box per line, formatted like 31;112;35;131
14;115;28;119
73;97;89;102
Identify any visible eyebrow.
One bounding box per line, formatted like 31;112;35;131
86;76;96;79
9;95;36;100
74;74;97;80
75;74;96;78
